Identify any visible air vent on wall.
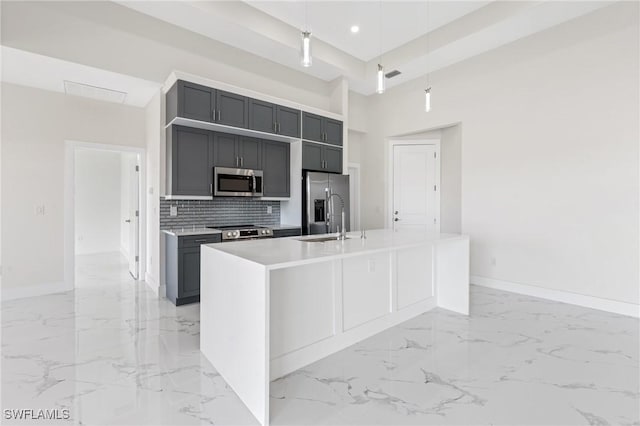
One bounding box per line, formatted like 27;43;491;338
385;70;402;79
63;80;127;104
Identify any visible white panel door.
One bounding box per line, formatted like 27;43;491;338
392;144;437;232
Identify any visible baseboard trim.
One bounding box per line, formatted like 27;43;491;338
471;275;639;318
144;272;160;297
1;281;72;301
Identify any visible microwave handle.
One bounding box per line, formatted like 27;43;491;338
249;175;254;192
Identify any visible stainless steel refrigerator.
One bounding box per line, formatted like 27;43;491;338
303;172;350;235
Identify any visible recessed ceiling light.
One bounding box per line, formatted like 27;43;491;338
350;25;359;34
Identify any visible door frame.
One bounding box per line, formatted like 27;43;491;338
64;140;146;289
387;139;441;231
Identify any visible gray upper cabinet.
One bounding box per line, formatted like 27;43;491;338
324;145;343;173
249;99;276;133
213;133;262;169
302;112;324;142
262;140;290;197
302;141;343;173
239;137;262;169
167;126;213;196
302;112;343;146
216;90;248;128
167;80;214;123
302;141;323;170
324;119;343;146
249;100;301;138
276;106;301;138
213;133;240;168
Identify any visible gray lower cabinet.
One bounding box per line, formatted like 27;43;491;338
165;233;222;306
273;228;302;238
302;141;342;173
262;140;290;197
166;125;214;196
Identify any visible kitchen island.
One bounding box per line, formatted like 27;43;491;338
200;229;470;426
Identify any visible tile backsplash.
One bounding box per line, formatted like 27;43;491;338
160;198;280;230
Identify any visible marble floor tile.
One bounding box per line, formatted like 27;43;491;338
2;253;638;425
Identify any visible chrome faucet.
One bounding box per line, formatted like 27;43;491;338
327;191;347;240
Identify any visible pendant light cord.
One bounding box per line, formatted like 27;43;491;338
426;0;430;88
379;0;383;65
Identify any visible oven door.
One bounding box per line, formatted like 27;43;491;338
214;167;261;197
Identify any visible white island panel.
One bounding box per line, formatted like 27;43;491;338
270;261;337;359
397;245;434;309
342;252;392;330
200;248;269;426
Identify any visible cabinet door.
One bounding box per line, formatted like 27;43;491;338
302;112;324;142
213;133;239;168
239;137;262;170
262;140;290;197
179;246;201;298
249;99;276;134
179;81;213;122
276;106;301;138
324;145;343;173
171;126;212;196
216;90;248;128
324;118;343;146
302;141;324;171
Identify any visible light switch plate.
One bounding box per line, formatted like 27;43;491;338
170;205;178;216
267;206;273;214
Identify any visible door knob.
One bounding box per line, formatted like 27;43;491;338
125;219;131;223
394;218;399;222
394;211;398;215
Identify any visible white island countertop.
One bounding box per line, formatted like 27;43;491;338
204;229;467;269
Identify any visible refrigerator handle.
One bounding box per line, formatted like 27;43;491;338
325;188;331;233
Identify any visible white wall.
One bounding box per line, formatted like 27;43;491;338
356;3;639;305
74;149;121;254
1;83;145;296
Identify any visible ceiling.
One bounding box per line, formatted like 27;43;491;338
246;1;491;62
0;1;614;102
1;47;161;107
116;0;612;95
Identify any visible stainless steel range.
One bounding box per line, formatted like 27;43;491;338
208;224;273;241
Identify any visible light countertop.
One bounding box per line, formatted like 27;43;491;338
203;229;468;269
162;224;300;237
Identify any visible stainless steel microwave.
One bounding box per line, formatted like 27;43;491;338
214;167;263;197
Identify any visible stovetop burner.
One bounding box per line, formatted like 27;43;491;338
207;224;273;240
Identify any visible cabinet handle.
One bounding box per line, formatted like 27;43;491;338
236;157;239;167
240;157;243;167
210;183;213;194
277;122;281;133
194;239;208;243
217;110;221;121
273;122;277;132
212;109;216;121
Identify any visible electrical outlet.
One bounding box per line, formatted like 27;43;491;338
267;205;273;214
35;205;45;216
170;205;178;216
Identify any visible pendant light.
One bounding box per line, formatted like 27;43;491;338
376;1;385;94
300;2;312;67
424;1;432;112
376;64;385;94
